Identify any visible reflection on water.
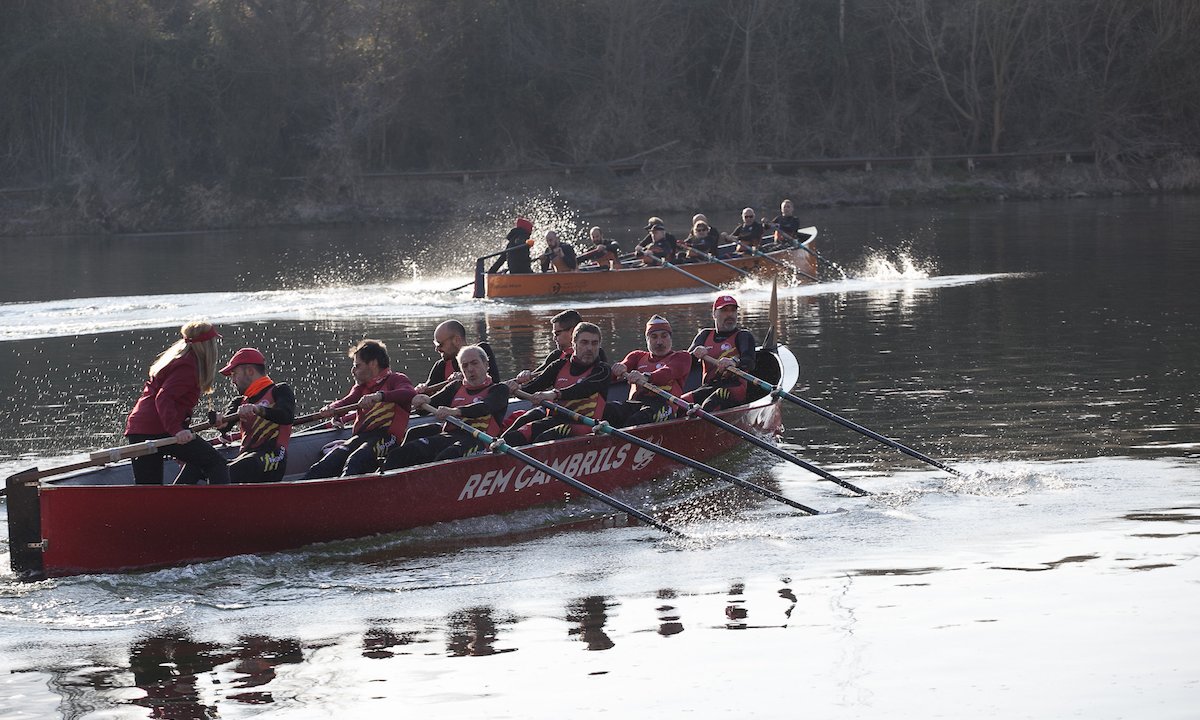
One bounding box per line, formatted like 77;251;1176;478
566;595;616;651
446;606;516;657
655;588;684;637
126;630;303;717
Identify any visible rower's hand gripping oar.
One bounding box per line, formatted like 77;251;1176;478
633;377;871;497
416;402;688;538
513;389;819;515
702;356;968;478
635;249;722;290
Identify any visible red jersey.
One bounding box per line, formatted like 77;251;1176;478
332;370;417;439
619;349;691;401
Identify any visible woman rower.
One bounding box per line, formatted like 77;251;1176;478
123;321;230;485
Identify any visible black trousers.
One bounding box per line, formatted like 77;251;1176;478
228;446;287;484
126;433;230;485
303;428;394;479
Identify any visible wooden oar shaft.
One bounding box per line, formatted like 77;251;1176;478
684;246;751;277
636;249;721;290
717;361;966;478
517;390;818;515
735;239;819;282
425;407;687;537
635;380;870;496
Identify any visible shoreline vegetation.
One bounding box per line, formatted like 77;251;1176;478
1;153;1197;237
4;2;1199;237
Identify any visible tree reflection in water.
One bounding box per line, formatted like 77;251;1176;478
566;595;616;650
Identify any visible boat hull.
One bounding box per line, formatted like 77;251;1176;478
484;242;818;298
7;348;797;578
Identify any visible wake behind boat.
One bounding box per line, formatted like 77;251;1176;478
5;347;800;579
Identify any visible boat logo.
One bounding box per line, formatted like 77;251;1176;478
631;445;656;470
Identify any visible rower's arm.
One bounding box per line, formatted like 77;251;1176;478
735;331;758;372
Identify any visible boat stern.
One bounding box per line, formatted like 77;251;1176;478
5;469;46;580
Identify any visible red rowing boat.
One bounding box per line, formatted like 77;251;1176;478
5;347;799;579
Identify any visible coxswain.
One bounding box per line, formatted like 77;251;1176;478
383;345;509;469
214;347;295;483
303;339;416;478
502;322;611;445
730;207;765;254
770;198;802;246
606;315;692;427
417;320;501;393
636;221;678;266
681;295;757;411
576;226;622;270
124;321;230;485
487;217;535;274
538;229;578;273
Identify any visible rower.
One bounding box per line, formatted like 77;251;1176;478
678;216;724;262
576;226;622;270
302;339;417;478
502;322;611;445
416;320;501;394
635;218;678;266
606;315;691;427
487;217;535;274
517;309;608;382
538;230;578;273
730;207;764;254
383;345;509;469
214;347;296;483
681;295;757;411
770;198;802;246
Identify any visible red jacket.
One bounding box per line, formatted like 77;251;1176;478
124;353;201;436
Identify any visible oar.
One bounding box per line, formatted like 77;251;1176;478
633;379;870;496
636;249;721;290
785;226;848;278
734;239;819;283
514;389;819;515
683;246;751;277
703;357;968;478
449;237;537;292
424;405;687;537
3;408;336;490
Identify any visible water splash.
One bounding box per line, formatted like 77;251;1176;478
855;247;937;281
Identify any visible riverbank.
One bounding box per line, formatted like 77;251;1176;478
2;153;1197;237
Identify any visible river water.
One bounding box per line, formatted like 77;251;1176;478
0;196;1197;718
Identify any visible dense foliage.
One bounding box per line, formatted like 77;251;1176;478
2;0;1197;199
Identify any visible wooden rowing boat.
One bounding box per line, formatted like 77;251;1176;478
480;234;820;299
5;347;799;579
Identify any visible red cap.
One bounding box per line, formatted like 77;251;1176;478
219;347;266;376
185;327;221;343
515;217;534;233
713;295;738;311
